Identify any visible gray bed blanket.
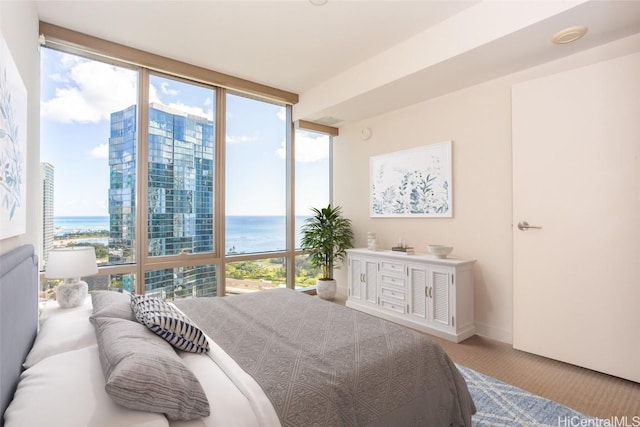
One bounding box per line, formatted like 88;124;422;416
175;288;475;426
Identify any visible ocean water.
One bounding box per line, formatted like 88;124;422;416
225;215;286;253
54;215;308;254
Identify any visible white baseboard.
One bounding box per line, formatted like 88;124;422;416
475;322;513;345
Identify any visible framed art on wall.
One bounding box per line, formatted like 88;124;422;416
0;31;28;239
370;141;452;217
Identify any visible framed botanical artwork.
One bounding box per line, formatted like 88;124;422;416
370;141;452;217
0;31;28;239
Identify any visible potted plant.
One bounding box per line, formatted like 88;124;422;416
300;204;354;300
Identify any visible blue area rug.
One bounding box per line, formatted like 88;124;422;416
457;364;599;427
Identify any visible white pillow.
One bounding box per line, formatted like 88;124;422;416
4;346;169;427
24;308;96;368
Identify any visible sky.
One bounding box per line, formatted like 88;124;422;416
40;48;329;217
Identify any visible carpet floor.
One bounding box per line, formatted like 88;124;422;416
430;334;640;421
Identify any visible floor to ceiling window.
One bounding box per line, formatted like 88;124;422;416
40;47;139;295
39;37;332;300
144;74;217;297
294;129;331;289
223;92;288;294
225;92;287;256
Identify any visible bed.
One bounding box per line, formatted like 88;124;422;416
1;244;475;426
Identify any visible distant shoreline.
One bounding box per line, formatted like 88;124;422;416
52;215;309;253
54;230;108;248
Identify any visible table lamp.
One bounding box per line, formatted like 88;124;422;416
45;247;98;308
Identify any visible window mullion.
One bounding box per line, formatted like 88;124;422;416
216;89;227;297
286;105;295;289
136;68;150;294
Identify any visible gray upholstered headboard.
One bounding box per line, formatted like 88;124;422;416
0;244;38;425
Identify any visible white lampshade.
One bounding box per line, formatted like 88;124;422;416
45;247;98;279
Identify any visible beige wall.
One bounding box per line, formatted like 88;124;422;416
0;1;40;258
333;33;640;343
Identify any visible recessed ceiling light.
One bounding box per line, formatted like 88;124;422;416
309;0;328;5
551;26;588;44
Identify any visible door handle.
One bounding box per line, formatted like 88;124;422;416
517;221;542;231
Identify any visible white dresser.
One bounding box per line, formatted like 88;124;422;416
346;248;475;343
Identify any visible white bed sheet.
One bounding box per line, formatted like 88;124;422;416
6;298;279;427
5;345;170;427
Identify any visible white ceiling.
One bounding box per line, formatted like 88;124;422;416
35;0;640;127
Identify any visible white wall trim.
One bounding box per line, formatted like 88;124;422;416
475;322;512;345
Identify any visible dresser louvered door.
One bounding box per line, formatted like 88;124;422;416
429;266;451;328
348;255;378;304
364;259;378;304
348;257;363;301
409;264;452;329
408;265;427;319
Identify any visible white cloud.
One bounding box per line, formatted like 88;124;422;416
276;132;330;162
166;102;213;121
277;107;286;121
160;81;178;96
90;143;109;159
49;72;67;83
41;53;137;123
149;83;161;104
227;134;258;144
276;141;286;159
148;81;212;120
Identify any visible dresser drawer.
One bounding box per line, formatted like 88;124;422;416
380;286;405;301
379;260;405;274
379;272;405;288
380;298;407;314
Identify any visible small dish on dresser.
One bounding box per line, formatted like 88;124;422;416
427;245;453;258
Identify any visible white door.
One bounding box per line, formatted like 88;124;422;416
512;53;640;382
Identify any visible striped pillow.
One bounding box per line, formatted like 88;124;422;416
131;295;209;353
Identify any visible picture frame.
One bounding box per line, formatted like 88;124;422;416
370;141;452;217
0;31;28;239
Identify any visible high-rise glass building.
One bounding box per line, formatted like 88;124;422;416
41;162;55;266
108;105;137;266
109;103;216;297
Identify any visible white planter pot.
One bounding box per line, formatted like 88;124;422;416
316;279;337;300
